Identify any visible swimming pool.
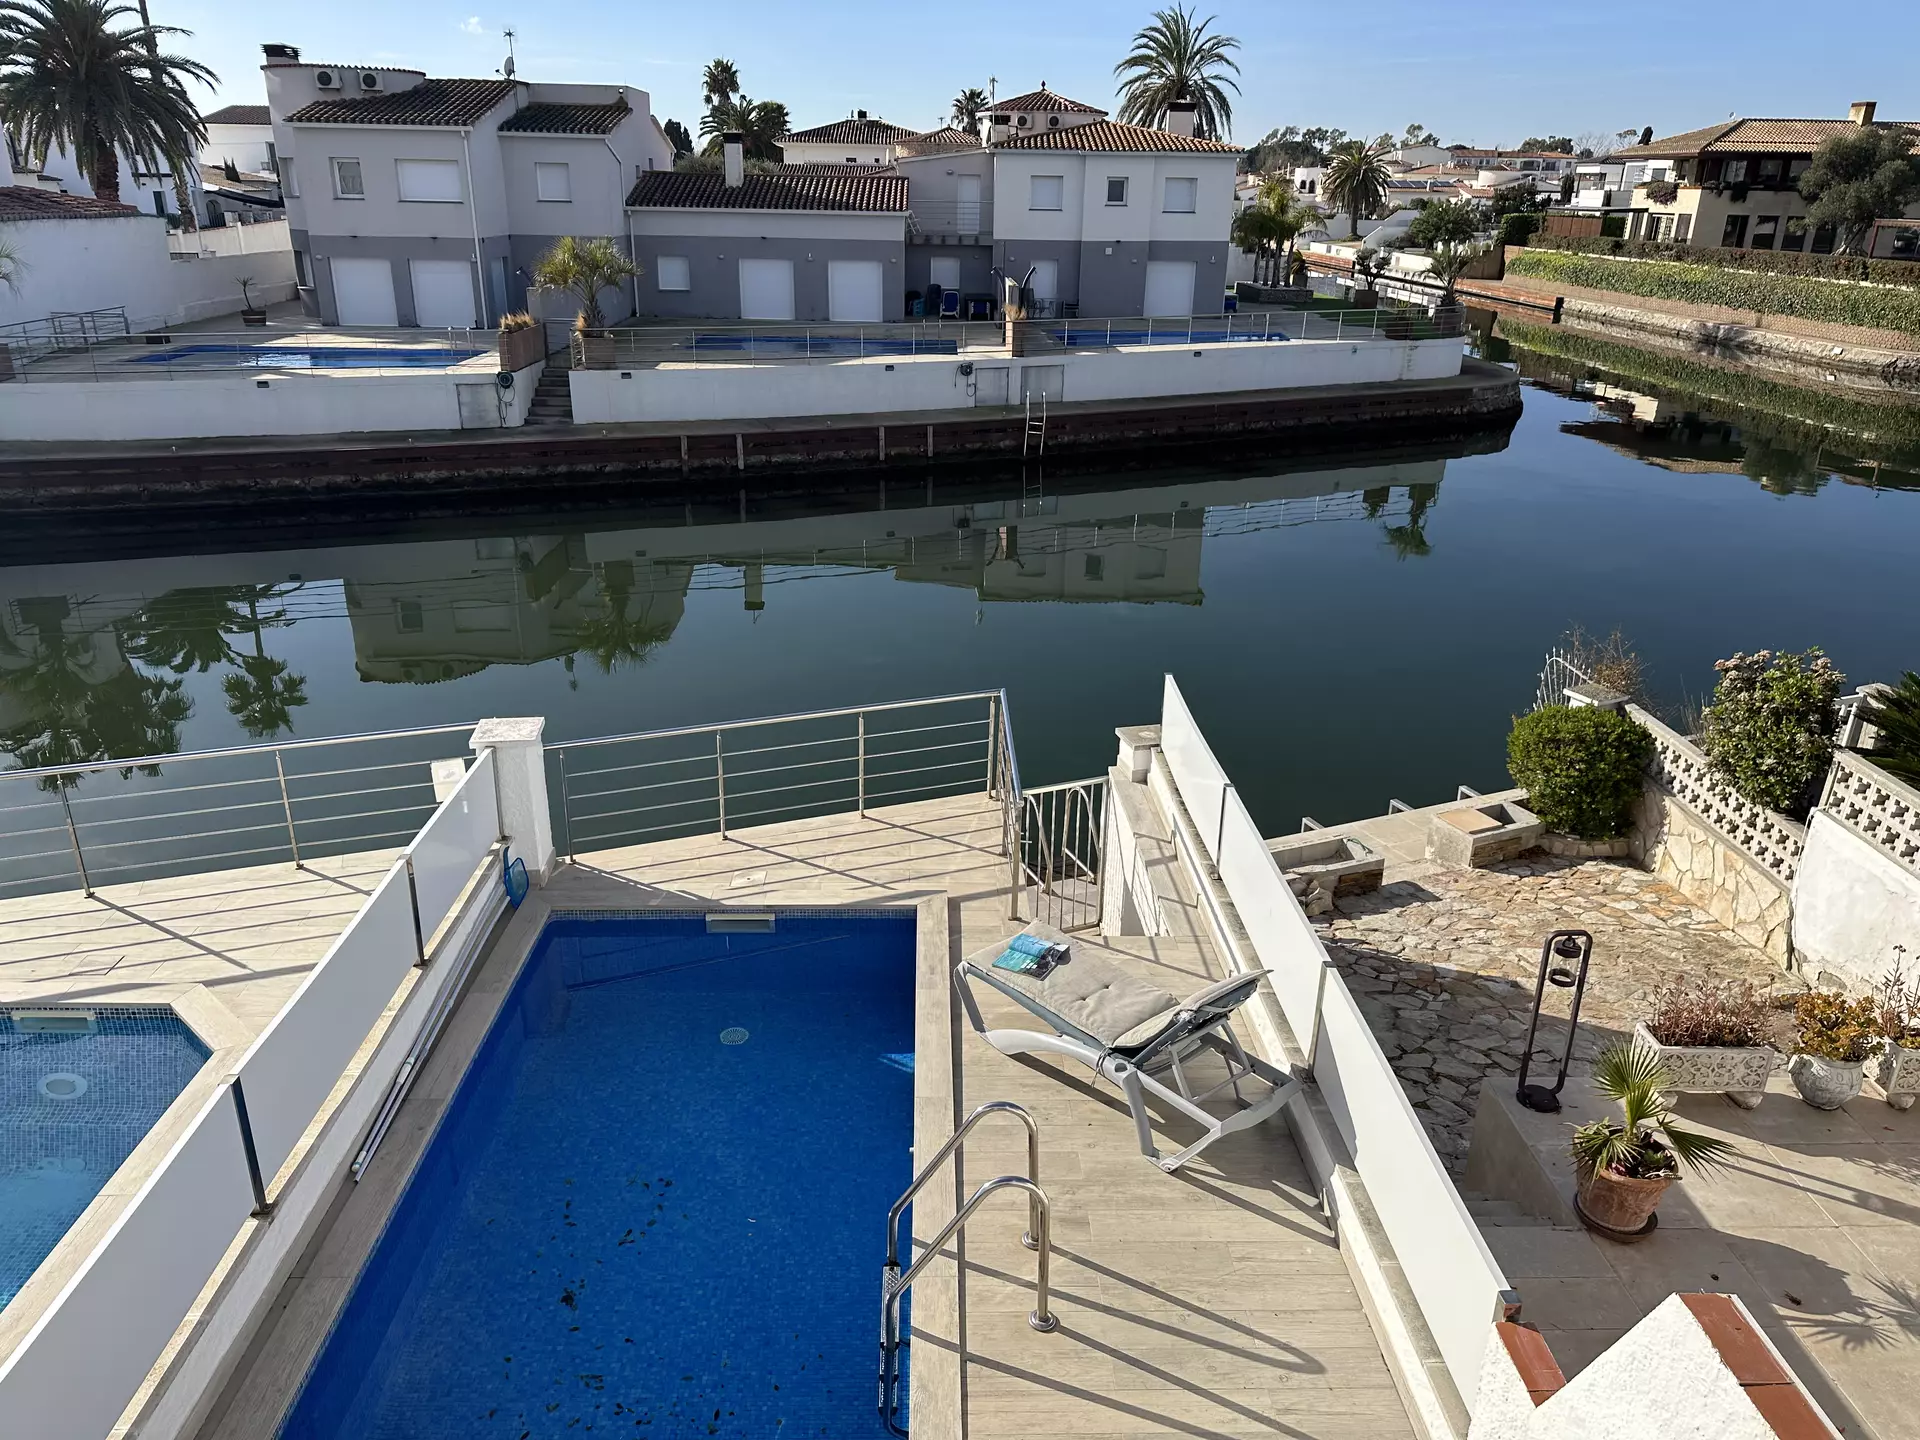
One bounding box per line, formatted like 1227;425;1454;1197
0;1008;210;1310
689;334;959;358
1049;325;1287;347
282;910;918;1439
126;344;486;370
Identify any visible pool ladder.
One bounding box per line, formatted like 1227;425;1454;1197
877;1101;1056;1436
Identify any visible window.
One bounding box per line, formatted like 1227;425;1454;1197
1673;213;1692;243
1162;176;1197;213
1788;157;1811;180
280;156;298;197
1781;216;1808;252
292;249;309;286
1751;215;1779;250
331;156;364;198
395;158;463;202
1721;214;1748;248
1105;176;1128;205
394;600;424;634
1810;221;1837;254
265;141;277;170
1083;554;1104;581
1029;174;1064;210
656;255;691;291
1722;158;1748;183
152;191;167;217
1756;156;1783;184
534;161;571;202
1893;227;1919;259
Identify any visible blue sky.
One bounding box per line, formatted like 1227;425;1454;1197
173;0;1916;149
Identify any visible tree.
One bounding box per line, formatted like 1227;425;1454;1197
1405;198;1481;249
1518;136;1574;154
661;117;693;160
1855;672;1920;785
700;57;740;108
0;0;216;204
1400;122;1439;148
1425;240;1485;301
1799;126;1920;254
532;236;640;331
950;86;989;134
0;236;22;292
1113;4;1241;141
698;95;788;160
1231;185;1310;285
1323;137;1393;238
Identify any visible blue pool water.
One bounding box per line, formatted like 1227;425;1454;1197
0;1008;209;1309
127;344;486;370
283;910;918;1439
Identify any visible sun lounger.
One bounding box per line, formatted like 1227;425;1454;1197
955;927;1300;1171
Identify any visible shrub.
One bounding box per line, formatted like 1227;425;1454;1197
498;311;537;333
1646;980;1772;1048
1877;951;1919;1044
1523;232;1920;288
1505;248;1920;335
1497;211;1542;248
1696;648;1846;817
1793;992;1880;1063
1857;671;1920;786
1507;705;1653;839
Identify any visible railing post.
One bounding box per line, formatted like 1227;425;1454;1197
556;747;575;862
986;694;1001;803
58;784;92;896
1336;312;1344;342
230;1078;274;1217
274;749;303;868
715;732;728;839
404;854;427;966
857;712;868;817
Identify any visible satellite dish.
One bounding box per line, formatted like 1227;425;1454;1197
502;54;516;78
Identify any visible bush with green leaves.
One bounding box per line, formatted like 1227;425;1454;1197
1496;211;1542;248
1522;232;1920;287
1696;648;1845;818
1507;705;1653;839
1858;671;1920;785
1406;198;1481;250
1505;248;1920;336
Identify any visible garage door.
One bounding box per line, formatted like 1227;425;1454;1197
411;259;477;329
827;259;884;322
739;258;795;321
1143;260;1197;318
330;257;397;327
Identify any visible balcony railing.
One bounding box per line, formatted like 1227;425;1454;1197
908;200;993;237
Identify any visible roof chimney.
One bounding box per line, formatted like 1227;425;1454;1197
722;131;744;187
1849;100;1877;126
987;112;1011;147
856;109;868;122
261;42;300;62
1164;100;1197;138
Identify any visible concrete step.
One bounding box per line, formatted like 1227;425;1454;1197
1461;1193;1552;1227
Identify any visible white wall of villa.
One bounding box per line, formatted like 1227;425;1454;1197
1791;805;1920;993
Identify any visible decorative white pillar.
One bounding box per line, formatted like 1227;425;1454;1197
470;717;556;884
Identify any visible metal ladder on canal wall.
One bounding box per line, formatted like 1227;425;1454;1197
877;1101;1055;1436
1022;393;1048;456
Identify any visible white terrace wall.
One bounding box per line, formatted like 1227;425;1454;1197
1792;753;1920;993
570;332;1464;424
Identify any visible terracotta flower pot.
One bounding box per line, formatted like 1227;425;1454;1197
1789;1053;1866;1110
1578;1165;1673;1235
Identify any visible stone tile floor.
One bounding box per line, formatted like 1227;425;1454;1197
1319;852;1794;1173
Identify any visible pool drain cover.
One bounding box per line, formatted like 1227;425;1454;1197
719;1027;750;1046
40;1072;87;1100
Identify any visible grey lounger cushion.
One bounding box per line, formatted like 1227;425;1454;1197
964;940;1180;1050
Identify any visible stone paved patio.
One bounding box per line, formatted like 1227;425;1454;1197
1318;851;1794;1173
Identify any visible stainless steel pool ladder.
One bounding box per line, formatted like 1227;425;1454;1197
878;1102;1055;1436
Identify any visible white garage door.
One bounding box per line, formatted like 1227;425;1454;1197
1143;260;1197;318
411;259;477;329
739;258;796;321
828;260;884;322
330;257;397;327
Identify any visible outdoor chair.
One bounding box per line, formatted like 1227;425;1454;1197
955;927;1301;1171
939;289;961;319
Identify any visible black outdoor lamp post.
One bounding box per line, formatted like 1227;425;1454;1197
1515;929;1593;1114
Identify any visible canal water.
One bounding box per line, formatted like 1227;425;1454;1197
4;324;1918;838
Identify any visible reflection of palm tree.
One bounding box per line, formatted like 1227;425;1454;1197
0;621;190;791
1361;487;1390;519
1381;483;1438;560
118;586;251;672
574;564;675;675
220;588;308;737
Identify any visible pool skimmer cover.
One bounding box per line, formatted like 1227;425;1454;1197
719;1027;750;1046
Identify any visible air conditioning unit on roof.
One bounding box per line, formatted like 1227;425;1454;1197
314;69;341;90
359;71;383;92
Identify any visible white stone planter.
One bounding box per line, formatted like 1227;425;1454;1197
1872;1043;1920;1111
1632;1023;1773;1109
1787;1053;1867;1110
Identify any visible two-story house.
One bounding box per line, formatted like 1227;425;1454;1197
778;113;917;167
264;44;670;327
1612;102;1920;250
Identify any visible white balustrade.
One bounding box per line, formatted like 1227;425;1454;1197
1630;706;1808;884
1820;748;1920;877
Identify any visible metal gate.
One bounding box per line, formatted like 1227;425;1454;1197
1020;777;1106;932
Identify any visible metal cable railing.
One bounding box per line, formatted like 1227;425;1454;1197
0;325;498;384
1021;776;1108;933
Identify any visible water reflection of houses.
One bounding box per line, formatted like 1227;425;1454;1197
1;459;1445;695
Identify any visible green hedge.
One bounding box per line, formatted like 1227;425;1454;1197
1506;248;1920;335
1525;233;1920;288
1508;706;1653;840
1496;212;1542;247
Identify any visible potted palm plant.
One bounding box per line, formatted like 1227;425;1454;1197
1873;949;1919;1111
1350;249;1386;309
497;311;546;373
237;276;268;327
1571;1044;1736;1238
1633;980;1777;1109
532;237;640;370
1787;992;1880;1109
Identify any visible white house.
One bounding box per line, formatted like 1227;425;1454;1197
778;112;916;167
264;43;671;327
201;104;278;177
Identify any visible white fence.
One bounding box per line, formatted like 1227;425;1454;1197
0;753;502;1440
1158;676;1511;1406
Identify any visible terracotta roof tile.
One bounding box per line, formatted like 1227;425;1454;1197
285;78;515;128
498;100;631;135
779;162;894;175
783;116;915;144
994;88;1106;115
896;126;983;156
203;104;271;126
1615;116;1920;159
0;186;141;221
995;120;1238;154
625;170;907;212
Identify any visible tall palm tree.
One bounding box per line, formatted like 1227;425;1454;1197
698;96;788;160
534;236;640;331
1232;183;1310;285
0;0;216;204
1113;5;1240;141
0;237;22;291
700;57;740;109
1323;137;1394;239
950;86;989;134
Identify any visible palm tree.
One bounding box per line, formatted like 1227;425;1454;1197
1426;240;1485;302
220;586;307;739
1113;5;1240;141
1232;183;1309;285
0;237;22;291
1857;672;1920;785
950;86;989;134
698;95;788;160
533;236;640;331
700;57;740;109
0;0;216;204
1323;137;1394;239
